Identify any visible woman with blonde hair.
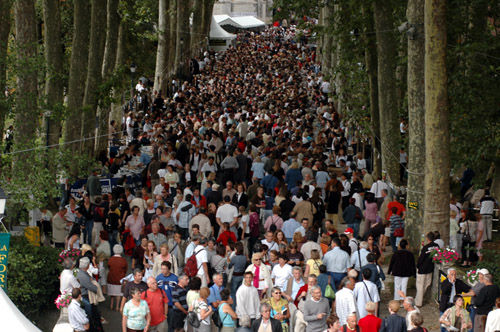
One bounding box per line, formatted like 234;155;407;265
245;253;273;299
304;249;323;278
189;287;212;332
152;242;178;276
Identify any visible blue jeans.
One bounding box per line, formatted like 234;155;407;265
348;223;360;238
329;272;347;290
231;275;244;308
469;306;476;332
83;220;94;245
390;235;403;252
81;295;92;318
109;230;119;254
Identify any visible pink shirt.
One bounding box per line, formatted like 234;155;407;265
125;215;145;240
365;202;378;221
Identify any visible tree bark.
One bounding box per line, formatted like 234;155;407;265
373;0;401;185
191;0;204;57
424;0;450;243
201;0;215;45
42;0;64;148
175;0;191;79
0;0;12;144
361;4;381;179
166;0;177;88
110;21;126;127
14;0;38;168
154;0;170;94
81;0;107;155
406;0;426;250
64;0;90;151
95;0;119;154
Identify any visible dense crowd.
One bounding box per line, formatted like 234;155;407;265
46;27;500;332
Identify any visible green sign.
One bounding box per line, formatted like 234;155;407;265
408;201;419;210
0;233;11;290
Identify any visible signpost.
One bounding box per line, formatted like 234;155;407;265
0;233;11;290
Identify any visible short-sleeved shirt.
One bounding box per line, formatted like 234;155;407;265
141;288;168;326
172;284;188;312
216;204;238;224
195;245;208;277
156;273;178;306
271;263;293;291
123;281;148;301
123;299;150;330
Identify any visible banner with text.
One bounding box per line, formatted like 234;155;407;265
0;233;11;290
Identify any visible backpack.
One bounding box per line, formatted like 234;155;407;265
249;212;260;237
269;216;278;232
187;310;200;328
184;248;204;277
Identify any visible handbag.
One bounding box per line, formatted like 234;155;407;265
325;284;335;299
462;221;472;242
394;228;404;237
376;265;385;291
187;309;201;328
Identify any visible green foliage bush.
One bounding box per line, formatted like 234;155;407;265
477;248;500;286
7;236;62;318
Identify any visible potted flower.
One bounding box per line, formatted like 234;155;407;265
54;291;72;310
429;247;459;268
465;270;479;286
57;248;81;265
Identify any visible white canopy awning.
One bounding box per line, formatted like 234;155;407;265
210;16;236;40
214;15;266;29
0;287;42;331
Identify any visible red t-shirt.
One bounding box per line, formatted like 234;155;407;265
217;230;237;246
358;314;382;332
141;288;168;326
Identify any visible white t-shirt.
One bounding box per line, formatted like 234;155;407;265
195;245;208;277
240;214;250;234
216;204;238;224
271;264;293;291
354;280;380;319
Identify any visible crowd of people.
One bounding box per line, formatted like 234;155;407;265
47;26;500;332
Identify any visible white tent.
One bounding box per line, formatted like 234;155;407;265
215;15;266;29
0;287;42;332
209;16;236;51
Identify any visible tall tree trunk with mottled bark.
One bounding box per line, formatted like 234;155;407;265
42;0;64;149
175;0;191;79
81;0;107;155
110;21;126;127
424;0;449;243
373;0;400;185
95;0;119;154
406;0;426;249
14;0;38;170
201;0;215;44
167;0;177;87
154;0;170;94
64;0;90;151
0;0;12;145
361;4;381;179
191;0;204;57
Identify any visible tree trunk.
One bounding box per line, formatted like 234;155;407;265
361;4;381;179
42;0;64;149
191;0;204;57
81;0;107;155
0;0;12;144
175;0;191;79
14;0;38;169
424;0;449;243
110;21;126;127
201;0;215;44
373;0;400;185
154;0;170;94
95;0;119;154
64;0;90;151
167;0;177;89
406;0;426;250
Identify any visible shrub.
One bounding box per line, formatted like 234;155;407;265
7;236;62;318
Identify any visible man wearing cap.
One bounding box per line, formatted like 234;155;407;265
344;227;359;254
463;269;489;329
474;274;500;332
